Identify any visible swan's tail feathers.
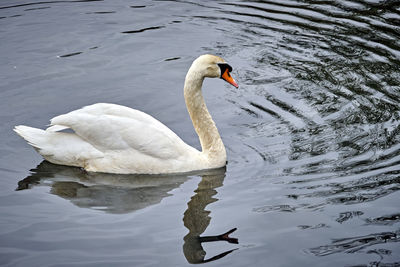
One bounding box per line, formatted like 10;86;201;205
14;125;53;156
14;125;103;168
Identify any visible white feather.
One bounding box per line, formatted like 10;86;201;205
46;125;69;132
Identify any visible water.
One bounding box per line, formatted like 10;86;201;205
1;0;399;266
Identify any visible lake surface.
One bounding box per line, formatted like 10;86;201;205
1;0;399;266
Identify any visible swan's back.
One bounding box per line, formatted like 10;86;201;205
51;103;188;154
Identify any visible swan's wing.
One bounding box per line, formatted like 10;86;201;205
49;103;193;159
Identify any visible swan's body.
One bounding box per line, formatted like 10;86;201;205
14;54;238;174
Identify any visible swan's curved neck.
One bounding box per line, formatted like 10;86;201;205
184;68;226;164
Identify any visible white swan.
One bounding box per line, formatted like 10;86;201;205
14;54;238;174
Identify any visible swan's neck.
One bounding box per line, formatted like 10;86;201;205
184;69;226;165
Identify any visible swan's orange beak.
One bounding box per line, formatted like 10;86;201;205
221;69;239;88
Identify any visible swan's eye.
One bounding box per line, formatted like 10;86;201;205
217;63;233;78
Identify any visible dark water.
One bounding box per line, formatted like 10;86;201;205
1;0;400;266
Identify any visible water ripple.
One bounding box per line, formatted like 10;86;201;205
121;26;165;34
307;230;400;256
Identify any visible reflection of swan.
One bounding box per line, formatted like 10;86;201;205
183;167;238;264
17;162;238;262
14;55;238;174
17;161;190;213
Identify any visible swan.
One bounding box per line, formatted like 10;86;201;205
14;54;238;174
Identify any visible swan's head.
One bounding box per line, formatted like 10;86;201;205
190;54;238;88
